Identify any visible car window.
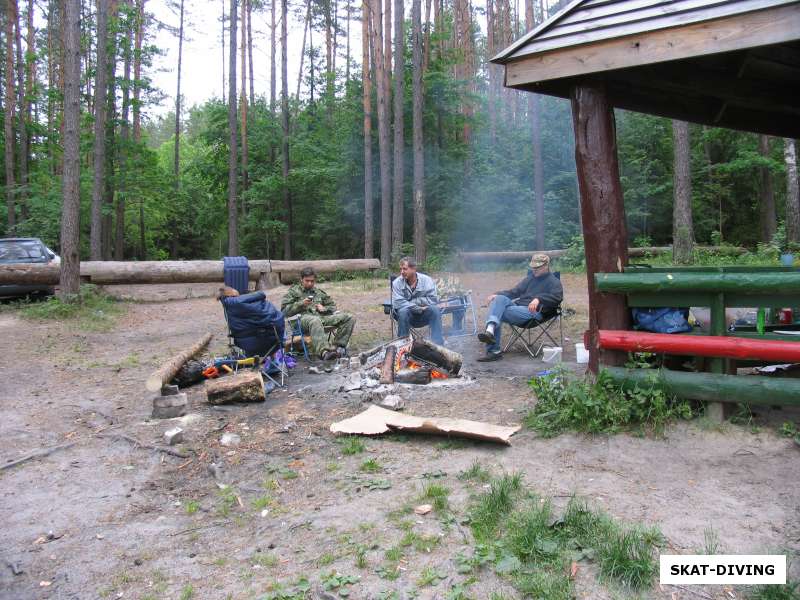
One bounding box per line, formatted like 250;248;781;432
0;241;45;261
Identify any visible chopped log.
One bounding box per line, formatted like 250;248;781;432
145;333;213;392
395;368;432;384
205;371;265;404
0;258;380;285
380;346;396;384
409;338;462;375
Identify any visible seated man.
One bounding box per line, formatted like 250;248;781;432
391;256;444;345
477;253;563;362
218;287;285;357
281;267;356;361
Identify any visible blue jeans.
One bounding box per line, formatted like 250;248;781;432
395;305;444;345
485;295;542;353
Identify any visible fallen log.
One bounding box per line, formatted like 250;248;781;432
395;368;432;384
205;371;266;404
0;442;77;472
0;258;381;286
457;246;747;264
145;333;213;393
410;338;462;376
380;347;397;385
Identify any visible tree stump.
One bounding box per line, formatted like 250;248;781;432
205;371;265;405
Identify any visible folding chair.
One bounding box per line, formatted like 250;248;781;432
384;274;429;340
501;271;564;359
285;314;337;362
440;292;478;338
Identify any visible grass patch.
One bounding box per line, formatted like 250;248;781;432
338;436;366;455
16;284;123;331
458;461;491;483
179;584;194;600
421;483;451;512
185;500;200;515
466;477;663;597
417;566;447;586
252;495;273;510
749;580;800;600
359;458;382;473
252;552;279;568
526;368;692;437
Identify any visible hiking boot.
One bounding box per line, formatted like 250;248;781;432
477;352;503;362
477;324;497;345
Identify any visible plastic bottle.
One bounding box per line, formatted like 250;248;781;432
756;308;766;334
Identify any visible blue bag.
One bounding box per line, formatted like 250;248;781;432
631;307;691;334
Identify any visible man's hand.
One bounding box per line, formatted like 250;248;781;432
528;298;540;313
487;294;497;303
302;297;313;307
315;303;327;313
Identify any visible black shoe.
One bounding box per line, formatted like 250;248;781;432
321;350;338;361
478;330;496;345
477;352;503;362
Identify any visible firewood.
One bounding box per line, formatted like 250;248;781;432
410;338;462;375
205;370;265;405
146;333;212;392
395;368;432;384
380;346;396;384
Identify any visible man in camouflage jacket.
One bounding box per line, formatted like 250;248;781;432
281;267;356;360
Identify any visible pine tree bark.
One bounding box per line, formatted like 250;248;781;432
280;0;291;258
391;0;404;257
221;0;226;102
20;0;35;219
345;0;350;83
362;0;374;258
525;0;543;249
227;0;239;255
90;0;111;260
672;120;694;264
4;0;17;234
422;0;431;72
133;0;146;259
116;3;133;260
247;0;254;106
60;0;82;297
295;0;309;100
758;134;776;243
102;0;119;261
174;0;184;185
12;0;28;220
240;0;249;192
785;138;800;245
325;0;333;112
371;0;392;266
270;0;276;109
411;0;425;264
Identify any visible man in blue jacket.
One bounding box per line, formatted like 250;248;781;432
219;287;285;357
391;256;445;345
477;253;563;361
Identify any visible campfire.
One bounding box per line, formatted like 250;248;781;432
360;337;463;386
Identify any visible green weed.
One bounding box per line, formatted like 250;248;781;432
458;461;491;483
417;566;447;586
338;436;366;455
359;458;382;472
185;500;200;515
179;584;194;600
468;473;523;541
421;483;451;512
252;495;273;510
252;552;278;567
748;580;800;600
18;284;123;331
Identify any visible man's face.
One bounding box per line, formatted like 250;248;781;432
301;276;316;291
400;262;417;280
532;264;549;277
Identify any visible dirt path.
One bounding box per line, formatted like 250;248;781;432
1;272;798;600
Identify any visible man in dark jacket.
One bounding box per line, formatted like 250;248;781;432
219;287;285;357
476;253;563;361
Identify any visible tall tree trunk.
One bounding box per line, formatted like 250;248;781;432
102;6;117;263
672;120;694;264
13;0;28;220
280;0;291;258
345;0;350;83
221;0;226;102
372;0;391;266
412;0;425;264
174;0;184;183
296;0;310;100
133;0;146;258
19;0;34;220
758;134;776;243
324;0;333;113
247;0;254;106
47;0;57;176
90;0;110;260
525;0;543;249
60;0;82;297
227;0;239;254
384;0;391;81
785;138;800;245
487;0;496;142
270;0;276;109
240;0;248;192
422;0;431;72
4;0;17;234
116;3;133;260
391;0;404;257
362;0;373;258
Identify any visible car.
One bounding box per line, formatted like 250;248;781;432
0;237;60;299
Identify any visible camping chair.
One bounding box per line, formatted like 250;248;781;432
220;301;288;388
501;272;564;359
383;275;430;340
285;314;337;362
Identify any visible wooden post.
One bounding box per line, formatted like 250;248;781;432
570;80;631;372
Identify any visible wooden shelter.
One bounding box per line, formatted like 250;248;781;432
491;0;800;373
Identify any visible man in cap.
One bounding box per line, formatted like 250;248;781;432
477;253;563;361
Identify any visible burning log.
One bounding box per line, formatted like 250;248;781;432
380;347;397;384
395;368;432;385
409;339;462;376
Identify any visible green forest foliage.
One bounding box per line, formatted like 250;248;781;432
0;2;791;264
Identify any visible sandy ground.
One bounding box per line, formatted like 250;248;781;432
1;271;798;600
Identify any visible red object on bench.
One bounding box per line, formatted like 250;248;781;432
597;330;800;362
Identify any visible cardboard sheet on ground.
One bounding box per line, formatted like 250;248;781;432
330;405;521;445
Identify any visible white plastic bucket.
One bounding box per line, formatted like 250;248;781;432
542;346;563;364
575;342;590;364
